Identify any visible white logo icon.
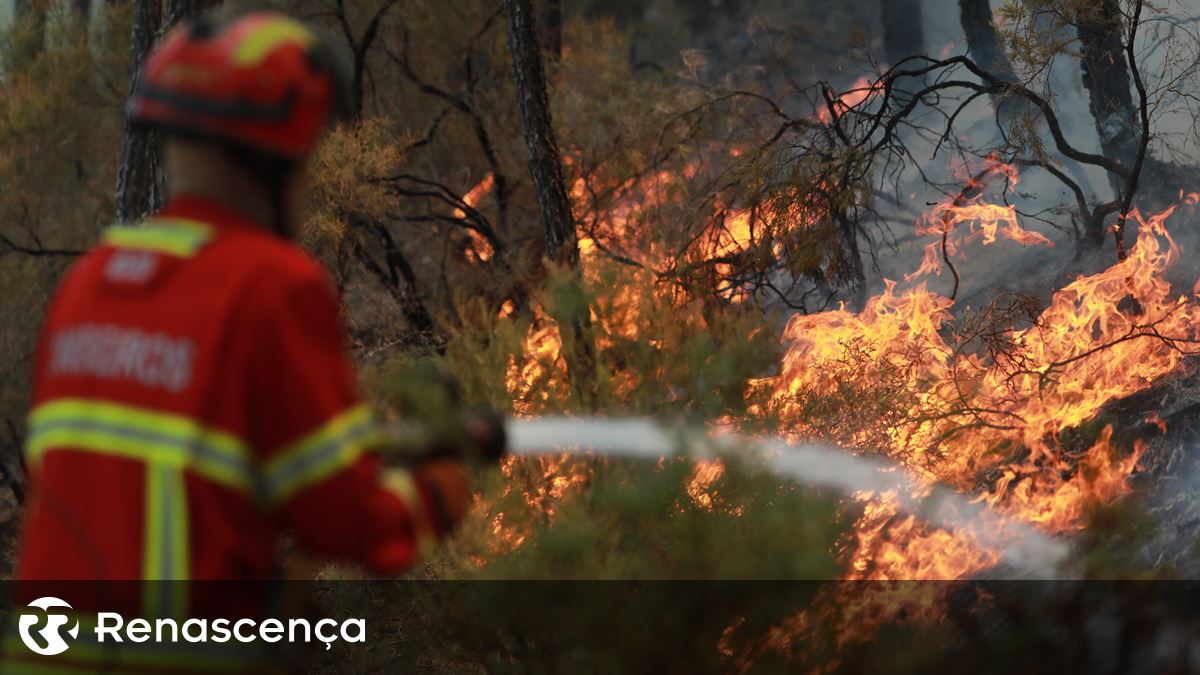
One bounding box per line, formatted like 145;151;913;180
18;597;79;656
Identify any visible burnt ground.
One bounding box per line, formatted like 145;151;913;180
1115;359;1200;577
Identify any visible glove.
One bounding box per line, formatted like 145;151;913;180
461;406;507;464
413;458;472;530
390;407;507;465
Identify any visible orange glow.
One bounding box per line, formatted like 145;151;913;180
686;459;726;511
817;76;882;123
908;157;1053;281
484;137;1191;605
766;197;1191;582
456;174;496;262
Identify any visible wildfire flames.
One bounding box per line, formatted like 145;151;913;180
458;149;1197;584
456;174;497;262
767;195;1192;580
817;75;882;124
908;156;1053;281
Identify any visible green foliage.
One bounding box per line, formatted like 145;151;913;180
470;457;848;580
315;456;853;673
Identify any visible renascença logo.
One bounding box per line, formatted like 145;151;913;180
18;597;79;656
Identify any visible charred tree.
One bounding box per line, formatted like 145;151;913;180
882;0;925;67
881;0;926;106
504;0;594;405
115;0;164;224
1076;0;1138;196
333;0;401;118
162;0;218;26
115;0;220;223
1073;0;1183;250
504;0;577;265
960;1;1068;160
346;212;444;350
959;0;1016;85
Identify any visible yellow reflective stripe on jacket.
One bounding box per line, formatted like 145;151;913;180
262;405;377;504
103;217;214;257
27;399;256;494
382;469;437;560
143;465;190;617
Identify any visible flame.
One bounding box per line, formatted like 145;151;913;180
729;193;1197;662
506;320;569;418
908;156;1053;281
502;157;798;415
482;139;1187;604
767;198;1193;582
686;459;726;511
445;117;1200;668
475;453;593;553
492;154;791;546
455;174;496;262
817;76;881;123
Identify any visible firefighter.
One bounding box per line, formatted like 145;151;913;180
6;10;503;672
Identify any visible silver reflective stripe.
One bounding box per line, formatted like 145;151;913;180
30;417;256;492
263;418;376;502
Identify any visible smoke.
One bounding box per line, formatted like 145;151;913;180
858;0;1200;313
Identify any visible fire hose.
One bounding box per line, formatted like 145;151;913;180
387;416;1072;580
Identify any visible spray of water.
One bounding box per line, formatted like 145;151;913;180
500;417;1072;579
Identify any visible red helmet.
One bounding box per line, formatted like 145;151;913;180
128;11;350;161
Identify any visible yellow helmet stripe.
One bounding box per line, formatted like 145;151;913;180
233;17;317;66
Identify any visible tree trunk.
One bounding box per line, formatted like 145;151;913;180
1076;0;1138;196
162;0;217;26
504;0;577;265
959;0;1016;83
881;0;926;107
72;0;91;18
115;0;165;224
959;0;1041;128
337;0;401;119
881;0;925;67
504;0;595;406
115;0;220;223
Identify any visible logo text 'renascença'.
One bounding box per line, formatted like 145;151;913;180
16;596;367;655
94;613;366;651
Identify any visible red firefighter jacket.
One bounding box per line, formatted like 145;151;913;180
17;196;448;595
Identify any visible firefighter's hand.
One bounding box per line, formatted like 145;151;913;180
418;458;472;528
462;407;507;464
